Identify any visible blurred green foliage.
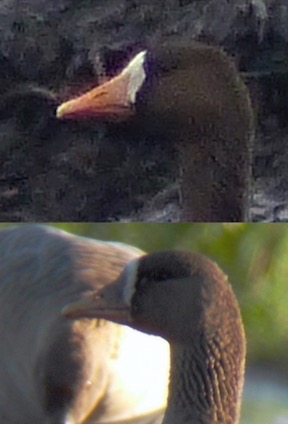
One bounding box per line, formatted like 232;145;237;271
1;222;287;367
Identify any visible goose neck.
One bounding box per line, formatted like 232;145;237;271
163;337;244;424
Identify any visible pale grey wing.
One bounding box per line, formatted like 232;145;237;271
0;225;168;424
0;223;145;301
0;224;135;423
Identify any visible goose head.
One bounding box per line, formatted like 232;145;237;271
57;43;254;222
63;250;246;424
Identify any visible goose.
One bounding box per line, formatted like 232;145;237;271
0;225;169;424
63;250;246;424
56;42;254;222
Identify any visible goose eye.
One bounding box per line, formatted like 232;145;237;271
137;276;148;289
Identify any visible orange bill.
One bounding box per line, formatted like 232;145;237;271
57;50;147;122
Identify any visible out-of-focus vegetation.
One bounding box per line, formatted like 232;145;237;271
1;223;288;368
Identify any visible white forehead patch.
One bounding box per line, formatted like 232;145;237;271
121;50;147;104
122;257;140;305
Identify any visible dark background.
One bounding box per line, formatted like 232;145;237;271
1;0;288;221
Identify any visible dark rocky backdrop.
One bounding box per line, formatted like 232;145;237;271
0;0;288;221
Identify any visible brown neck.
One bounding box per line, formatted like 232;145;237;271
177;55;253;222
164;337;245;424
179;126;251;222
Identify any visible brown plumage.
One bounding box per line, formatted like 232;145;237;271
57;42;254;222
0;225;169;423
64;250;246;424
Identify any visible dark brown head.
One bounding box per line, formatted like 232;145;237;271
63;250;244;345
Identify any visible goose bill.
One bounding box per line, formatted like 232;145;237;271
56;50;147;121
56;72;134;121
62;292;131;322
